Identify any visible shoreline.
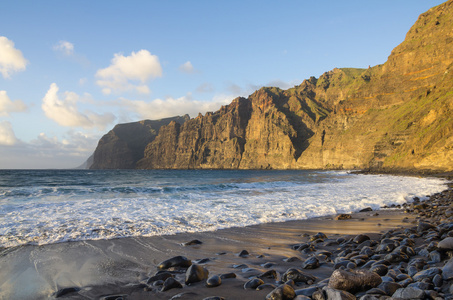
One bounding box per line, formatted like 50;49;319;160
1;186;452;299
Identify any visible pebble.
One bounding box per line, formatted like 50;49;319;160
161;277;183;291
206;275;221;288
244;278;264;289
185;264;209;285
158;256;192;270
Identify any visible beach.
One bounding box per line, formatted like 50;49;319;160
1;184;453;299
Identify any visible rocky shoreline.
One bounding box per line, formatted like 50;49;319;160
41;186;453;300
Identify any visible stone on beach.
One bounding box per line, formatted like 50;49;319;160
282;268;316;283
265;284;296;300
206;275;222;287
158;255;192;270
161;277;183;291
328;268;382;293
185;264;209;285
335;214;352;220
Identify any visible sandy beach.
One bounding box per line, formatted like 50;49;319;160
0;198;437;300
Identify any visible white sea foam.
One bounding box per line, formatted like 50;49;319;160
0;170;448;248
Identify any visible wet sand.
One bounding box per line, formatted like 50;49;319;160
0;208;416;299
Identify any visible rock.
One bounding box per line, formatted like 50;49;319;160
53;287;80;298
328;268;382;293
282;268;316;283
147;271;174;284
432;273;443;287
438;237;453;250
100;295;127;300
161;277;183;291
238;250;249;257
184;239;203;246
206;275;221;287
302;257;320;269
392;286;424;299
353;234;370;244
369;264;388;276
310;232;328;241
220;272;236;279
359;207;373;212
266;284;296;300
442;257;453;280
202;297;225;300
284;257;302;263
244;278;264;289
194;258;210;264
377;281;402;296
429;250;442;263
258;269;278;280
407;281;434;290
158;256;192;270
335;214;352;220
417;221;435;233
412;267;442;281
257;283;278;291
185;264;209;285
322;286;355;300
294;286;318;297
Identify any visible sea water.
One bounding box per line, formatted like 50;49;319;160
0;169;448;248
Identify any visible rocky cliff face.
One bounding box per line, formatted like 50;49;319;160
91;1;453;172
89;115;189;169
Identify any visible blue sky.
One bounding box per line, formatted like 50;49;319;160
0;1;445;169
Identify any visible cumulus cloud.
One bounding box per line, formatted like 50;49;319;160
42;83;115;129
96;50;162;95
0;121;19;146
0;90;27;116
117;94;232;120
0;36;27;78
179;61;195;73
53;40;74;56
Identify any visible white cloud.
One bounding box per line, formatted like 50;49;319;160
0;90;27;116
96;50;162;95
117;94;232;120
0;130;100;169
53;40;74;56
0;121;19;146
0;36;27;78
179;61;195;73
42;83;115;130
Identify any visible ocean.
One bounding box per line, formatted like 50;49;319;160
0;169;448;249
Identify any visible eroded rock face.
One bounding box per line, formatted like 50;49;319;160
90;115;190;169
91;0;453;172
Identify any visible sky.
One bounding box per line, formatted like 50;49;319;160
0;1;446;169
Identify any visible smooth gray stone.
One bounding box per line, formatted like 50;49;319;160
412;267;442;281
392;286;424;299
442;257;453;280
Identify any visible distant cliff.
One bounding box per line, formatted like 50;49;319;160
90;1;453;172
89;115;189;169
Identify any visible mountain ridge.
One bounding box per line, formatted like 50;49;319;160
88;0;453;172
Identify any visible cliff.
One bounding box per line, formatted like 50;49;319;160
89;115;189;169
91;1;453;172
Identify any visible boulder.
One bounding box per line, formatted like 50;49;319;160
328;268;382;293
